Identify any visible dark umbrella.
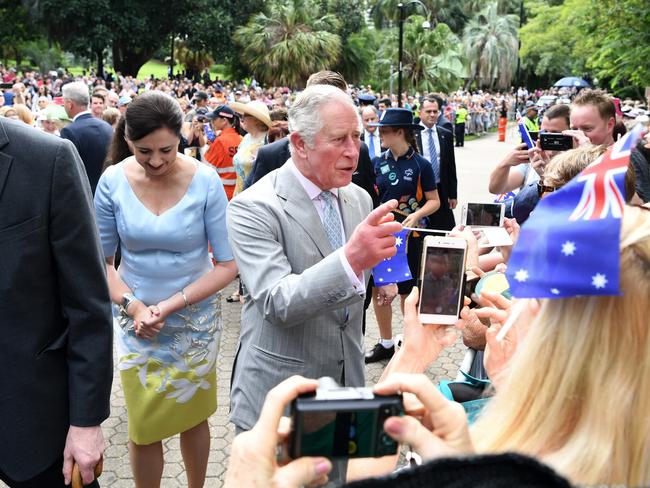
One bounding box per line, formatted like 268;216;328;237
553;76;591;88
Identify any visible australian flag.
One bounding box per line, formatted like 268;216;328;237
373;228;411;284
506;124;645;299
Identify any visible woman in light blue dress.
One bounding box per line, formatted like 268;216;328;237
94;92;237;487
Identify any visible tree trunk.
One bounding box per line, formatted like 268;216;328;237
111;40;154;77
96;49;104;79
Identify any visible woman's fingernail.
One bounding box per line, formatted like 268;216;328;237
315;460;330;475
385;418;403;435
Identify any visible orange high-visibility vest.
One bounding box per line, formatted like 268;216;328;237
204;127;242;200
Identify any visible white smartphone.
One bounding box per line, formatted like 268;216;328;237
418;236;468;325
462;202;505;228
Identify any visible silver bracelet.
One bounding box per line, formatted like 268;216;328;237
180;289;190;307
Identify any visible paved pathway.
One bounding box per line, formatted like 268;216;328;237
2;132;511;487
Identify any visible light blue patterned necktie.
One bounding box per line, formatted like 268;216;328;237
368;133;376;158
319;191;343;250
427;128;440;185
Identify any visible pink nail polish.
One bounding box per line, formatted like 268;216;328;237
315;461;330;475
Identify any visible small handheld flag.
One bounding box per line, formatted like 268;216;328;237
506;124;645;299
516;110;535;149
373;228;412;284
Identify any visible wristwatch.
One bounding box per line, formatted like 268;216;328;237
121;293;138;315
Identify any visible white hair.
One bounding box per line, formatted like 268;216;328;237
288;84;360;153
62;81;90;107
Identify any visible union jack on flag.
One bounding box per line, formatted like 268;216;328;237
569;126;642;221
506;124;645;299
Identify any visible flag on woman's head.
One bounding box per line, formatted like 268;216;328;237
506;124;645;299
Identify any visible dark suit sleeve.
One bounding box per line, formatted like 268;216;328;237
245;140;288;189
442;129;457;200
354;143;379;208
49;139;113;426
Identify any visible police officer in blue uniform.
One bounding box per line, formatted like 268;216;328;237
364;108;441;363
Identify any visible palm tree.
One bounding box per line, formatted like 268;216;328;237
234;0;341;88
377;17;465;93
462;1;518;89
370;0;478;33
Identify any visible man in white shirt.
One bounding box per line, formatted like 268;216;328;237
361;105;382;159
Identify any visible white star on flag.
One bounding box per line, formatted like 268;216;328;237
396;236;403;247
551;288;560;295
561;241;576;256
514;269;529;282
592;273;608;289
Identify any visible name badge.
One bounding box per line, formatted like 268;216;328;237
380;165;390;175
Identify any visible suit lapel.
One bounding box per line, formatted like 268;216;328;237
0;121;13;201
338;186;358;241
275;164;332;258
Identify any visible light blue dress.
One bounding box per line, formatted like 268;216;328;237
94;159;233;444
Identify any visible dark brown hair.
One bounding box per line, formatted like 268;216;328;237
544;104;571;127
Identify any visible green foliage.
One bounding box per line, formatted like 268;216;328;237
22;38;67;73
0;0;40;66
579;0;650;94
463;1;519;89
234;0;342;87
376;17;465;93
519;0;589;83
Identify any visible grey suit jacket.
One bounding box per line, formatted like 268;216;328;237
227;163;373;430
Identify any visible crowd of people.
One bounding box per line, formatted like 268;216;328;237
1;60;650;488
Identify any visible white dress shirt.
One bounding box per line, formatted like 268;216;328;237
364;130;382;159
419;122;441;166
287;159;365;294
72;110;92;122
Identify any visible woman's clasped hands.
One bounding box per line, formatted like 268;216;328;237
130;301;165;340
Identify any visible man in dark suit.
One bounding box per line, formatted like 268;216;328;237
416;97;458;230
0;119;113;487
61;81;113;194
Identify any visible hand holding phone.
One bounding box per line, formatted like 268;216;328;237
418;236;467;324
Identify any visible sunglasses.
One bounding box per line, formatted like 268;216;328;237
537;182;556;198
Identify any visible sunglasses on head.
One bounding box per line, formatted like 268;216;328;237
537;182;556;197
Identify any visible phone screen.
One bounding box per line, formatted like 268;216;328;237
466;203;502;227
296;409;381;458
419;246;465;317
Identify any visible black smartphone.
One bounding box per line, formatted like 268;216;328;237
289;382;403;459
540;132;573;151
528;131;539;142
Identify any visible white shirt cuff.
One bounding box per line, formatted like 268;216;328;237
338;249;365;295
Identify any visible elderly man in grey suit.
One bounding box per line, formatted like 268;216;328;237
227;85;401;437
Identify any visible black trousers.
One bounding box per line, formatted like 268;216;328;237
0;457;100;488
455;122;465;146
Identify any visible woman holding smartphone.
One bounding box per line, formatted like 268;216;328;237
365;108;441;364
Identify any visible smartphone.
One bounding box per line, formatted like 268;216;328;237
289;380;404;459
462;202;505;227
540;132;573;151
418;236;467;325
204;123;216;142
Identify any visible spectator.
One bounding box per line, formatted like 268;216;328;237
61;81;113;194
204;105;243;200
101;107;121;128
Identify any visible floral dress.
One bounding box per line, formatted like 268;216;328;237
94;159;232;444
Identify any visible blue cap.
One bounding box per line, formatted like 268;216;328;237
358;93;377;104
367;108;424;130
118;95;132;107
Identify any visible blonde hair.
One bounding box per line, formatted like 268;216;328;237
1;104;34;125
543;145;607;188
472;205;650;485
